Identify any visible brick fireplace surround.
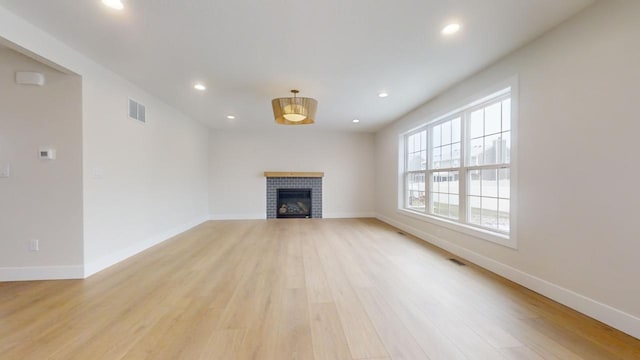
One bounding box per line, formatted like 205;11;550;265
264;172;323;219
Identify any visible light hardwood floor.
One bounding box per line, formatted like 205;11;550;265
1;219;639;359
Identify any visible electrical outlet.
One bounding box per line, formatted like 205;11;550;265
92;167;104;179
0;164;9;178
29;239;39;252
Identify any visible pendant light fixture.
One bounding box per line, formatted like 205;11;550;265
272;89;317;125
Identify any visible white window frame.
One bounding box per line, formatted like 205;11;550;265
404;127;428;212
397;77;518;249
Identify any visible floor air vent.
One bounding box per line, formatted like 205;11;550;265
448;258;466;266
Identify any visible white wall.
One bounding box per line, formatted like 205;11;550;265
0;47;83;280
0;6;210;278
82;64;210;276
375;0;640;338
209;128;374;219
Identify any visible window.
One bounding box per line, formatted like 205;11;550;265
405;130;426;211
429;117;461;220
400;85;515;246
467;97;511;232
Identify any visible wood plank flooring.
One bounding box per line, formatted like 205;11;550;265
1;218;639;359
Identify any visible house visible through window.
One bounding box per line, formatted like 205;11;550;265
401;85;514;243
405;130;426;211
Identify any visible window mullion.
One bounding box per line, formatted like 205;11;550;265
425;128;430;214
423;170;429;214
465;163;510;171
404;172;409;209
460;110;468;224
404;136;409;209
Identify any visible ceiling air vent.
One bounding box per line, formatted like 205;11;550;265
128;98;146;123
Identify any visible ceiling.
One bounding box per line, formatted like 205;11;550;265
0;0;594;132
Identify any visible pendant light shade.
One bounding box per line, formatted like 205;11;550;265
272;89;317;125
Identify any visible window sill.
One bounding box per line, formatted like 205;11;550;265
396;208;517;249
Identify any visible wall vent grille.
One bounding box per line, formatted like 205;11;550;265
128;98;146;123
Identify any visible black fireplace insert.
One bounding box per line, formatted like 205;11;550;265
277;189;312;218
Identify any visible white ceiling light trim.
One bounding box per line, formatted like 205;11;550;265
101;0;124;10
442;23;462;35
194;83;206;91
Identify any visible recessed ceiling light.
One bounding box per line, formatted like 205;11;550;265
378;92;389;98
102;0;124;10
352;119;360;124
226;115;236;120
442;23;461;35
194;83;206;91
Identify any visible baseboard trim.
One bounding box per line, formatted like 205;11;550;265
375;213;640;340
84;215;210;278
324;212;376;219
209;213;376;220
0;265;84;282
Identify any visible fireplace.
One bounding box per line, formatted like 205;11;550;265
265;172;323;219
277;189;312;218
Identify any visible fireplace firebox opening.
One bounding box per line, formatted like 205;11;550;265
277;189;312;218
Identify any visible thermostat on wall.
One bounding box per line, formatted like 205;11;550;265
39;148;56;160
